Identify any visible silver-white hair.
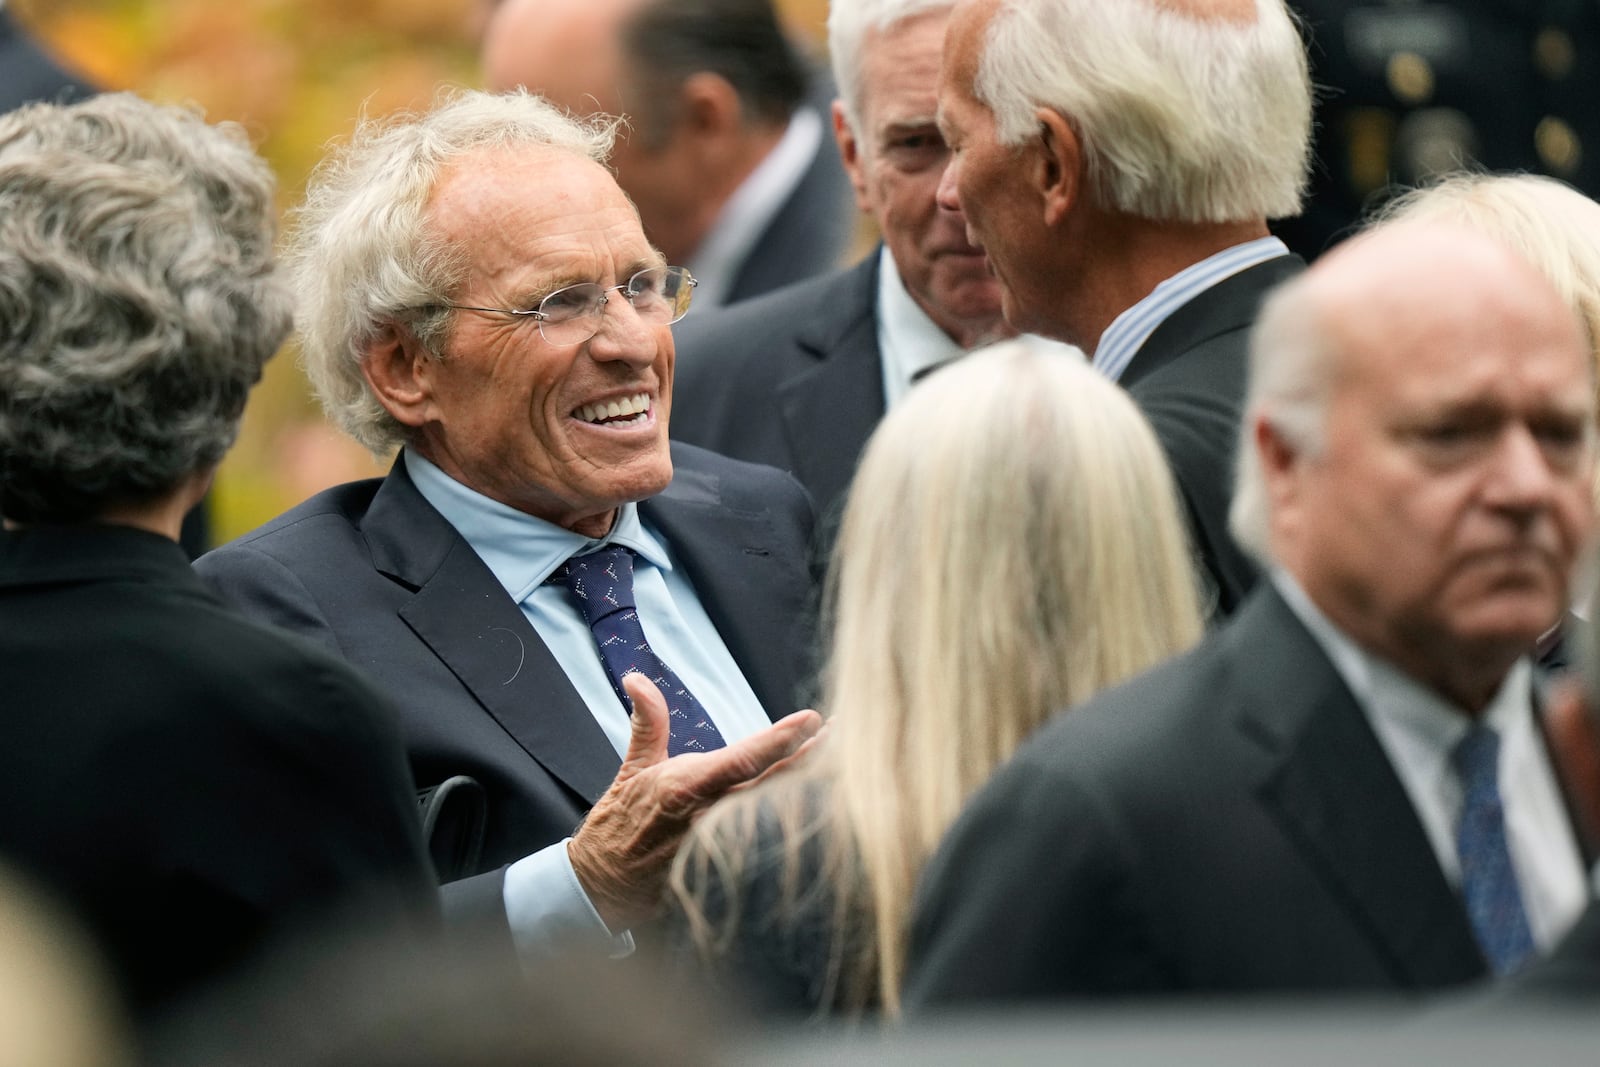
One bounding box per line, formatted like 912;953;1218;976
288;87;619;455
0;92;289;523
827;0;955;134
1228;271;1335;562
974;0;1312;223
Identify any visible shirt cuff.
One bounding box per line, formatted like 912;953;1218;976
502;837;636;964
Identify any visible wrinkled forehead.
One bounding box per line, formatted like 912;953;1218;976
429;145;640;234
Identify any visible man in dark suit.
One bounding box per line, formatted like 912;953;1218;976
0;93;438;1018
671;0;1077;535
197;89;821;959
482;0;855;307
933;0;1315;616
904;222;1597;1007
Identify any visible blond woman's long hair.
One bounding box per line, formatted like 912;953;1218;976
670;342;1203;1017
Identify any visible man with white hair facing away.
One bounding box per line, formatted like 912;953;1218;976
672;0;1078;540
905;222;1597;1006
933;0;1313;616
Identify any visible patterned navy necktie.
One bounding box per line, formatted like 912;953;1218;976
1452;724;1535;975
554;546;726;756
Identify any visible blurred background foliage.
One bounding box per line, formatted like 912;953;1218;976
11;0;830;541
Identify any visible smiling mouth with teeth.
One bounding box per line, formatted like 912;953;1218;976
574;392;651;426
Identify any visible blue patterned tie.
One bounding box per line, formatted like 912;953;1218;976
555;546;726;756
1452;724;1535;975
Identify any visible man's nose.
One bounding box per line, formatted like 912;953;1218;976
587;292;657;364
1486;425;1560;514
935;155;963;213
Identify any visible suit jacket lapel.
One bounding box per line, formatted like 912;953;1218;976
1121;255;1305;389
1233;589;1486;987
363;464;619;805
776;254;885;516
642;453;811;722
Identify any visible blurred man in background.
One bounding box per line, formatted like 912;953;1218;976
482;0;856;307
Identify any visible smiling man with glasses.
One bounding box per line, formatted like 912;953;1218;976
197;88;822;962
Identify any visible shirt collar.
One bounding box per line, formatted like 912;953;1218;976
403;449;671;604
875;246;967;407
1094;235;1289;383
686;106;824;307
1271;569;1532;758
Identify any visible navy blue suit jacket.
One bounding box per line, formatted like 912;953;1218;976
196;443;818;898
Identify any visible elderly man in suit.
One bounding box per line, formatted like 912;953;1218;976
933;0;1313;616
197;89;821;958
905;221;1597;1006
482;0;855;308
671;0;1077;536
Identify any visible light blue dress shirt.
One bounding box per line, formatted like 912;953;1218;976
1093;236;1289;382
405;450;772;959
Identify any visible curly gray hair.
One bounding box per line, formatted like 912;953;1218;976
0;92;290;523
287;88;618;456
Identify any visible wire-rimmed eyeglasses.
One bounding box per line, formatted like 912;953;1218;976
432;265;697;346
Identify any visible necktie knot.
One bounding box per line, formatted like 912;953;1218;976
1453;725;1504;807
556;545;638;625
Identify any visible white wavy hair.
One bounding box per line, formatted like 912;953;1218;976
287;88;618;455
973;0;1312;223
827;0;955;134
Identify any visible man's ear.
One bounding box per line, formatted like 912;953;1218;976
831;99;873;214
677;71;743;144
1255;415;1308;546
360;323;436;430
1033;107;1081;228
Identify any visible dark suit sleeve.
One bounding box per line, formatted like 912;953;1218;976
107;635;440;999
903;746;1166;1011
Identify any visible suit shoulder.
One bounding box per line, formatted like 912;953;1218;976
206;478;384;552
1003;636;1235;796
675;260;873;382
669;442;811;505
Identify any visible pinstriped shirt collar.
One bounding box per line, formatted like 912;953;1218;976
1093;236;1289;383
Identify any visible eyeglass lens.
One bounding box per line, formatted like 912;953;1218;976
538;266;694;345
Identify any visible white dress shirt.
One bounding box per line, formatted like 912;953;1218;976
1274;571;1590;950
874;247;1081;408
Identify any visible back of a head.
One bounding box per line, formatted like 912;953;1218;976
972;0;1311;223
827;341;1204;826
827;0;953;132
0;92;288;524
624;0;806;138
1375;173;1600;370
673;343;1204;1017
287;88;618;458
